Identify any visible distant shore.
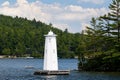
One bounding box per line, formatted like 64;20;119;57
0;55;34;59
0;55;78;59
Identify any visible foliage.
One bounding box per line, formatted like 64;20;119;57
78;0;120;72
0;14;80;58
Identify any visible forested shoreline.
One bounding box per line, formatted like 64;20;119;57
0;14;81;58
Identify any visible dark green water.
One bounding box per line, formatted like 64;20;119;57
0;59;120;80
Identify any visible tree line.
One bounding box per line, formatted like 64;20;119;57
0;14;81;58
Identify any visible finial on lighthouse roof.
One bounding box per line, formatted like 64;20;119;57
48;30;54;35
45;30;57;37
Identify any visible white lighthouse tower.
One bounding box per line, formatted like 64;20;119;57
43;30;58;70
34;30;70;75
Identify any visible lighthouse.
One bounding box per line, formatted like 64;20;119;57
34;30;70;75
43;30;58;70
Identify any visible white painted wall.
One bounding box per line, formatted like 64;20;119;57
43;31;58;70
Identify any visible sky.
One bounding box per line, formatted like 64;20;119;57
0;0;112;33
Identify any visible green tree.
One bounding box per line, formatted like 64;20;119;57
2;48;11;55
78;0;120;71
108;0;120;50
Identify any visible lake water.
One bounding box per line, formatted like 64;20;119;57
0;59;120;80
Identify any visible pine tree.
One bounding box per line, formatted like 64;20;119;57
101;0;120;51
109;0;120;43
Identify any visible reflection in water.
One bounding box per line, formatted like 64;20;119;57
41;75;57;80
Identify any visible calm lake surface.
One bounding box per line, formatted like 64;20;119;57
0;59;120;80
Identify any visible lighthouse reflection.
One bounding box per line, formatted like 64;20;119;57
41;75;57;80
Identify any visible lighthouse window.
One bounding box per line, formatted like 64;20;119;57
49;38;51;42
